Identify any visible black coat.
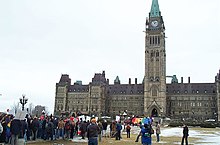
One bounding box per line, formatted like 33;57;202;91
0;122;7;143
183;126;189;137
11;119;22;135
102;122;108;130
31;119;39;131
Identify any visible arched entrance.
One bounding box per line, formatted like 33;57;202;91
151;108;158;117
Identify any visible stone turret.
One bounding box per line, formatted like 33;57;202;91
54;74;70;115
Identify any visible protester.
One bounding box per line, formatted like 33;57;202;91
102;120;108;137
64;119;71;139
87;118;100;145
31;117;39;140
126;124;131;138
37;118;43;139
20;119;28;139
181;124;189;145
80;121;87;139
115;121;122;140
97;121;103;142
0;120;3;137
136;123;154;145
25;115;31;141
70;119;75;139
5;115;12;144
41;117;47;139
155;122;161;142
53;118;59;140
10;118;22;145
45;119;54;140
135;121;143;142
0;115;11;144
58;118;65;139
0;116;5;144
112;121;117;138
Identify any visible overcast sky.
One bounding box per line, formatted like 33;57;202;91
0;0;219;113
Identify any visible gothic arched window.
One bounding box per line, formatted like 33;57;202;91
158;36;160;44
156;51;159;57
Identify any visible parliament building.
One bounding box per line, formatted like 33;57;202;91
54;0;220;122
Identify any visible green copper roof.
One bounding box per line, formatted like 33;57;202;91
114;76;120;82
150;0;160;17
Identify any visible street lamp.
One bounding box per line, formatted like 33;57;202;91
19;94;28;111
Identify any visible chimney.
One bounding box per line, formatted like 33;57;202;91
181;77;183;83
188;77;190;83
107;79;109;84
102;71;105;77
129;78;131;84
135;78;137;84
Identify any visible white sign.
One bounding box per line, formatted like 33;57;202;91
116;115;120;122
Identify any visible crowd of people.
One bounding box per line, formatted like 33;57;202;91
0;112;190;145
0;112;128;145
0;113;101;145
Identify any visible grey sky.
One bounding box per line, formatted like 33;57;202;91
0;0;219;113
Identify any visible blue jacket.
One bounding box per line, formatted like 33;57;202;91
141;128;152;144
116;123;122;131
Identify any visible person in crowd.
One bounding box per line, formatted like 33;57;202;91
45;119;54;140
97;121;103;142
20;118;28;140
115;121;122;140
155;122;161;142
135;121;144;142
110;121;116;138
41;117;47;139
10;118;22;145
70;120;75;139
80;121;87;139
25;115;31;141
0;116;6;144
31;117;39;140
75;120;79;136
5;115;12;144
102;120;108;137
37;118;43;139
58;118;65;139
87;118;100;145
0;118;3;138
136;123;154;145
181;124;189;145
64;119;71;139
53;118;59;140
126;124;131;138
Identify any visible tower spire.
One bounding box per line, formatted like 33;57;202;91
150;0;160;17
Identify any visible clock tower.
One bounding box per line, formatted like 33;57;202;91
144;0;166;117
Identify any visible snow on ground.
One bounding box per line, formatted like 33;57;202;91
70;125;220;144
131;126;220;145
71;137;88;143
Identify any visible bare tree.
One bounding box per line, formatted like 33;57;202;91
11;102;21;115
28;103;35;115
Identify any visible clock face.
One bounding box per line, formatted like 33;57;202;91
151;20;158;27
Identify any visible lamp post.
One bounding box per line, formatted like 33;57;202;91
19;94;28;111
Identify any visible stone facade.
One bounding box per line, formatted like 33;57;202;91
144;5;166;118
54;72;220;121
54;0;220;121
